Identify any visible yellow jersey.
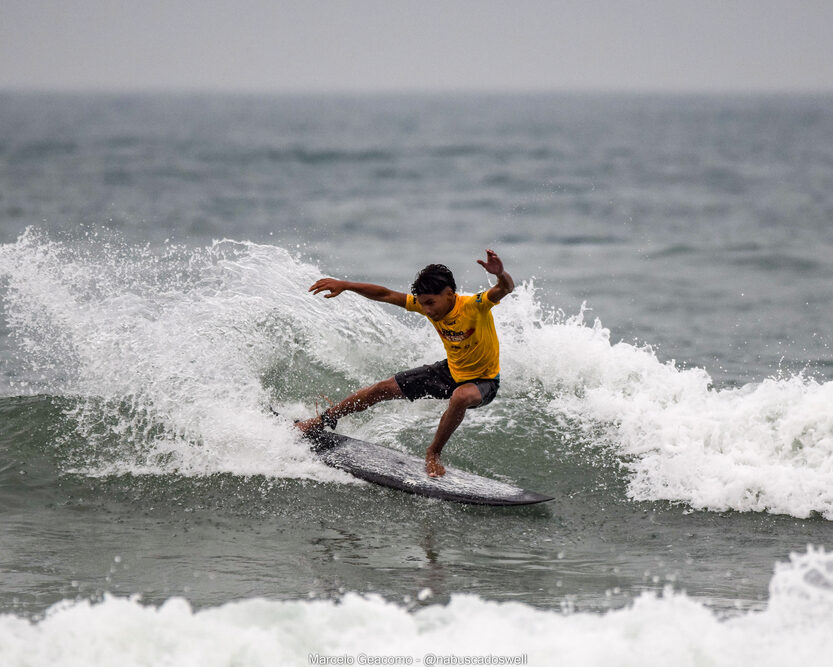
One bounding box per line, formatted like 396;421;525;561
406;292;500;382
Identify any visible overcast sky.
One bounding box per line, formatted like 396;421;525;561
2;0;833;93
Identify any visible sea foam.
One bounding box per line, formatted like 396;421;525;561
496;283;833;519
0;229;428;481
1;547;831;667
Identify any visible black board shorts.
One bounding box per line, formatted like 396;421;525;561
394;360;500;408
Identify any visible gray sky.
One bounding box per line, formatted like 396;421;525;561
2;0;833;93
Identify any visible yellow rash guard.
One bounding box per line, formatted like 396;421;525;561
406;292;500;382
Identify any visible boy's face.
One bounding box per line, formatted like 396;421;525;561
416;287;456;321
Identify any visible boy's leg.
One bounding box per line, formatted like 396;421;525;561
425;383;482;477
295;377;404;434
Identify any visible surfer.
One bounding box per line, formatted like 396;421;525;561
296;249;514;478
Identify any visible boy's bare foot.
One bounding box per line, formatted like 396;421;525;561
426;452;446;478
295;415;324;435
295;407;338;436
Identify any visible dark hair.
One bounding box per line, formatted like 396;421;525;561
411;264;456;296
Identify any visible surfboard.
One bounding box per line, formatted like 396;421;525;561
299;426;553;506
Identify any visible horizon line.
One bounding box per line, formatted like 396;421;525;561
3;84;833;98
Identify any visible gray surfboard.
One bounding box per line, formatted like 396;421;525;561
305;429;553;506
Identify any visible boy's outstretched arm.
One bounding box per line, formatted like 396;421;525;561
478;249;514;303
309;278;408;308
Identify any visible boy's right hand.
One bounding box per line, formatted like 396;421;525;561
309;278;348;298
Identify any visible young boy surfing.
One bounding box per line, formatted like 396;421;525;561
296;249;514;478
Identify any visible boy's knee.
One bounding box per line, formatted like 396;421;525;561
450;384;481;409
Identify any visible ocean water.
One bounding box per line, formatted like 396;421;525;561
2;92;833;664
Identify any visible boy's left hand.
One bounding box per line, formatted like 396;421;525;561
477;249;504;276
